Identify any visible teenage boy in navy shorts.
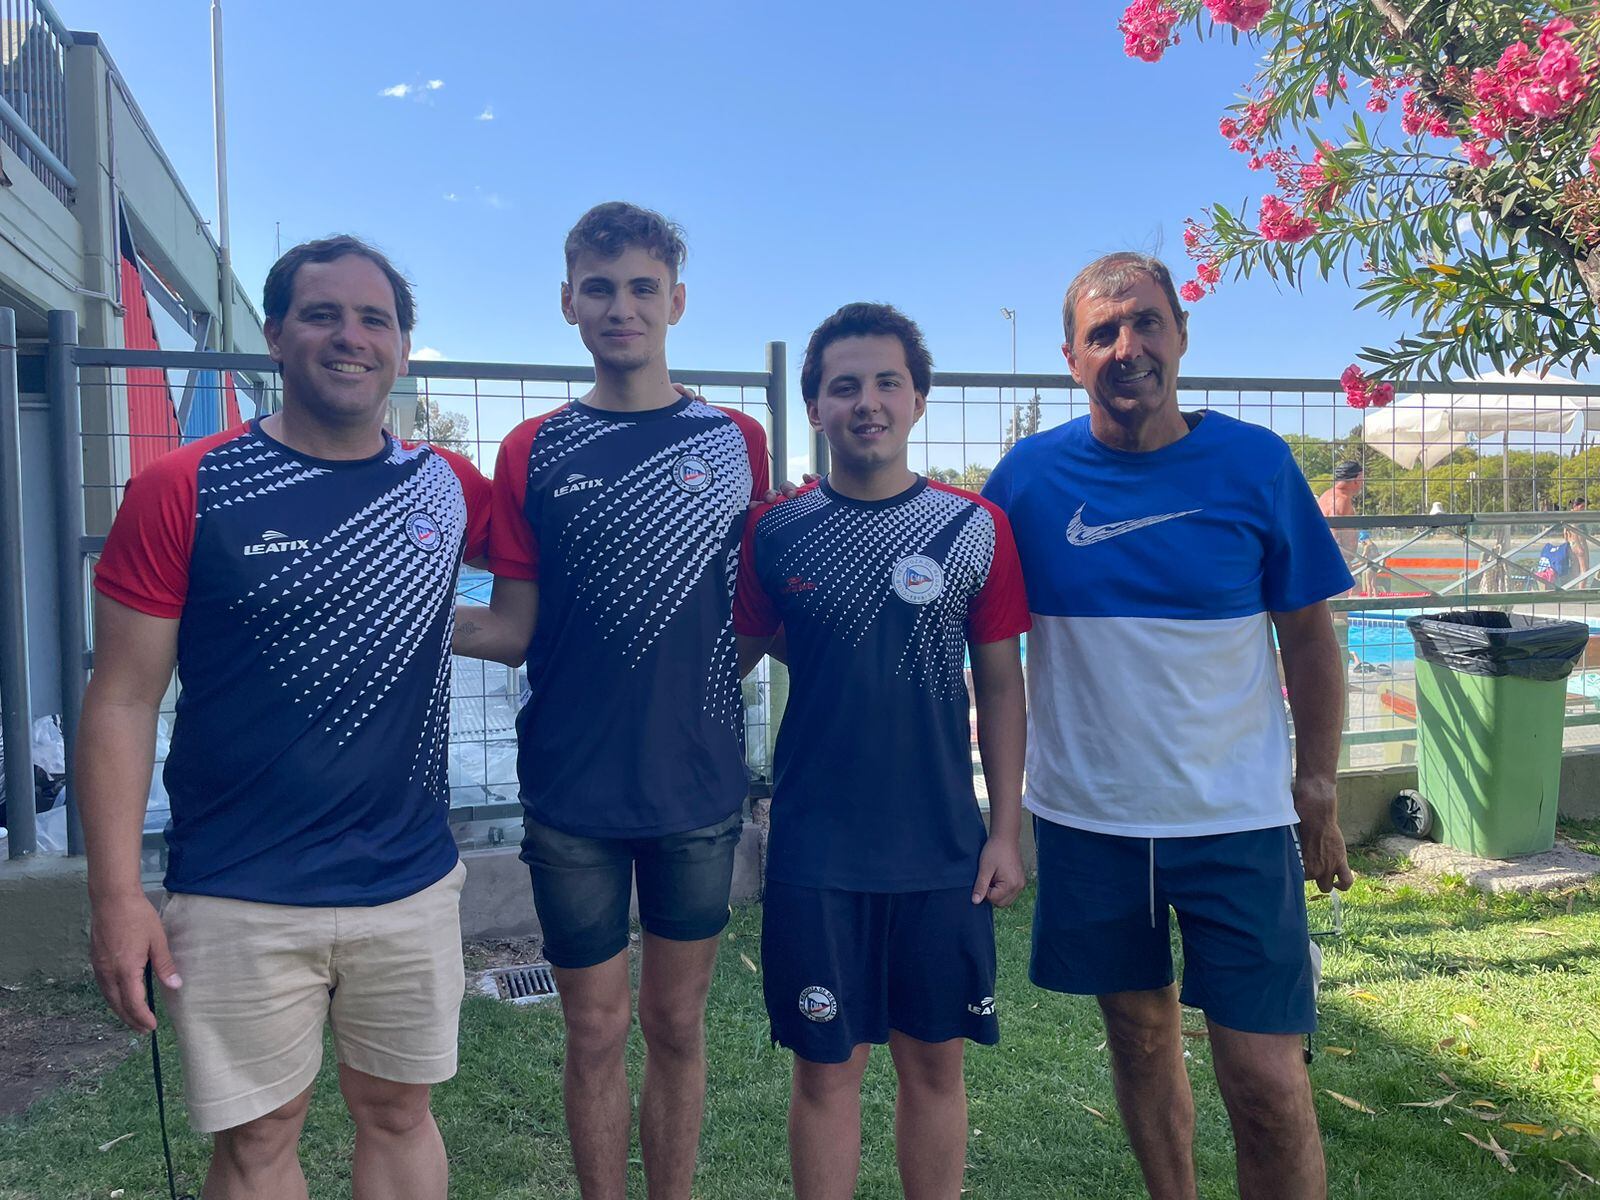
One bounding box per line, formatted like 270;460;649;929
735;302;1029;1200
453;202;768;1200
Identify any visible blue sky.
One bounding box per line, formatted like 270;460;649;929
70;0;1407;384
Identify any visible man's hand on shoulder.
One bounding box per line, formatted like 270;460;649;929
972;836;1026;908
90;891;181;1032
755;474;820;508
1294;775;1353;893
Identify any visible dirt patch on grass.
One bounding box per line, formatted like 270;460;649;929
0;991;133;1118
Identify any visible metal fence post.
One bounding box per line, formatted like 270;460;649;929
48;310;86;855
1;309;38;858
765;341;787;488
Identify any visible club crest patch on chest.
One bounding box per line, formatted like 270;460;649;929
891;553;945;604
670;454;714;494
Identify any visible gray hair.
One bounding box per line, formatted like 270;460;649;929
1062;252;1185;348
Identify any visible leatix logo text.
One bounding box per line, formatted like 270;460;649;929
244;529;310;556
554;472;606;499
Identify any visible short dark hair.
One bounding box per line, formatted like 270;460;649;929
800;303;934;403
564;201;687;279
262;235;415;333
1573;495;1588;508
1333;460;1364;482
1062;252;1185;348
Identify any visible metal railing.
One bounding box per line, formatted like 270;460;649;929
0;0;74;203
901;372;1600;513
0;319;788;857
10;317;1600;857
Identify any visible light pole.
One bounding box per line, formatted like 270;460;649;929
1000;307;1017;443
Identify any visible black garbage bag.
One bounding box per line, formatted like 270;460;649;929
1406;611;1589;682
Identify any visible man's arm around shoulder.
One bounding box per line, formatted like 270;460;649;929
79;594;182;1032
453;574;539;666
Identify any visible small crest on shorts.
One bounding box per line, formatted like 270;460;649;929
967;995;996;1016
799;985;838;1023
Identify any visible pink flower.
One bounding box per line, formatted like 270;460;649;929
1366;94;1389;113
1219;117;1241;139
1202;0;1271;31
1342;364;1391;409
1461;139;1493;168
1314;81;1329;97
1119;0;1181;62
1247;155;1265;170
1539;17;1576;49
1342;364;1373;409
1590;133;1600;168
1400;90;1452;137
1231;136;1254;153
1197;260;1221;285
1258;194;1317;242
1179;280;1205;302
1183;224;1201;248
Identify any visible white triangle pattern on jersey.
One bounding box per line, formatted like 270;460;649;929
760;485;998;699
198;438;332;510
529;402;752;730
209;441;469;794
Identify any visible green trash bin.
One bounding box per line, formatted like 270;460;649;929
1397;612;1588;857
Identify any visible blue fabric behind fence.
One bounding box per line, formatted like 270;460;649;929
182;370;225;442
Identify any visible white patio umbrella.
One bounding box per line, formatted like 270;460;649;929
1360;371;1592;469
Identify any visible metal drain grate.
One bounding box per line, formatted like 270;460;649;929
477;962;559;1005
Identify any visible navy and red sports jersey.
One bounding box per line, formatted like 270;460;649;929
487;396;769;837
735;478;1031;892
94;420;491;907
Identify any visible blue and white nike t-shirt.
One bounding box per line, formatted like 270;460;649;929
488;397;769;838
983;411;1353;838
735;479;1031;891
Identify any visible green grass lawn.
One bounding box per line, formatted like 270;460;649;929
4;837;1600;1199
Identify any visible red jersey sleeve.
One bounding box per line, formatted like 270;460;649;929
93;442;210;619
733;504;781;637
428;445;492;561
720;406;771;501
485;415;547;581
967;495;1032;644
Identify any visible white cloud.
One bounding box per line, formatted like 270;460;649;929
478;188;510;210
411;346;446;361
443;192;459;202
426;79;445;90
476;105;494;121
379;83;412;98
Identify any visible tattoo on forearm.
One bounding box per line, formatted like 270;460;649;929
457;620;481;638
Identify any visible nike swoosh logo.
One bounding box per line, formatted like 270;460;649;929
1065;504;1201;547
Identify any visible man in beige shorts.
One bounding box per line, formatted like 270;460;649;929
78;235;490;1198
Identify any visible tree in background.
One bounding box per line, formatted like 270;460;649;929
1003;393;1044;451
1118;1;1600;400
414;396;475;461
928;464;995;491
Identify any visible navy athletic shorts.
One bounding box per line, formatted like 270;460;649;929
521;810;743;969
761;881;1000;1064
1030;818;1316;1035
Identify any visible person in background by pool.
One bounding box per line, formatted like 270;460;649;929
1317;459;1364;565
451;202;768;1200
982;252;1355;1200
79;236;491;1199
1568;496;1591;588
735;303;1029;1200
